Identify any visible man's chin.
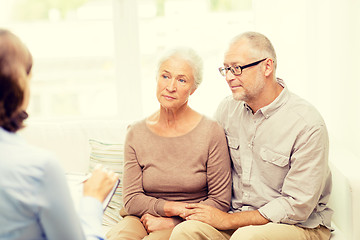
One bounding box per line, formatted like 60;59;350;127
232;92;245;101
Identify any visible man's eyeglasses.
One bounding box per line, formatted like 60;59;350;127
218;58;267;77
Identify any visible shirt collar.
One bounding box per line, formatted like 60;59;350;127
0;127;22;144
243;78;289;119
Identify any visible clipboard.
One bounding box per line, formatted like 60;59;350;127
102;178;120;211
66;172;120;211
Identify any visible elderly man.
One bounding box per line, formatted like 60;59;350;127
169;32;333;240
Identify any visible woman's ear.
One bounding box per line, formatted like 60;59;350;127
190;86;197;96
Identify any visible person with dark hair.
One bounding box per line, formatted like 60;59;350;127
0;29;119;240
0;29;32;132
169;32;333;240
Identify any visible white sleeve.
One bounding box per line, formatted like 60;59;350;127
38;158;105;240
78;196;105;239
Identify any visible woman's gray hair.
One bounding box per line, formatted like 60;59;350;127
157;47;203;88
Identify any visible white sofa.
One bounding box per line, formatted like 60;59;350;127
19;119;360;239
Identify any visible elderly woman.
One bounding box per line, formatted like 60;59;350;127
0;29;118;240
106;48;232;240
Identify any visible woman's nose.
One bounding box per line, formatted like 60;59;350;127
166;79;176;92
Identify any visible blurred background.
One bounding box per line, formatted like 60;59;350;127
0;0;359;159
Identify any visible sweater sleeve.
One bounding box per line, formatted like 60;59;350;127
122;125;166;217
200;121;232;211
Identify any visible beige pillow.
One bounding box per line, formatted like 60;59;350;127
89;139;124;226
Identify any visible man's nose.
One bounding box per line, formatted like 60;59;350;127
225;69;236;82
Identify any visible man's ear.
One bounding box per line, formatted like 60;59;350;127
264;58;274;77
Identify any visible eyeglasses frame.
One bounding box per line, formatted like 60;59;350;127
218;58;268;77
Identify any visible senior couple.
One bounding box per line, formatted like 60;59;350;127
106;31;333;240
0;30;332;240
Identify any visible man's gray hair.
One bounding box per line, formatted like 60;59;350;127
157;47;203;88
231;31;277;70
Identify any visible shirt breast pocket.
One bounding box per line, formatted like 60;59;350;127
259;147;289;191
226;135;241;162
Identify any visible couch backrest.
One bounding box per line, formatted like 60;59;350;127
19;119;130;173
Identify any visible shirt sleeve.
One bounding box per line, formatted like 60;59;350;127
78;197;105;240
258;123;330;224
38;158;105;240
200;122;232;211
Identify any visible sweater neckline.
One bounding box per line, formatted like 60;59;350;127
143;115;205;139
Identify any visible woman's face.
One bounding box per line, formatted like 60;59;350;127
156;56;196;111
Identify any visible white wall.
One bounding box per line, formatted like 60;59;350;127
253;0;360;159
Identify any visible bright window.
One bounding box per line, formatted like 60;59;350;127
1;0;254;120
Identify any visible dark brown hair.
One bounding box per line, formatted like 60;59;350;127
0;29;32;132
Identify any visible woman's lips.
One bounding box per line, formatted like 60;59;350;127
163;95;176;100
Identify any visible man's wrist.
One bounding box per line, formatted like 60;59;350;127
224;212;237;229
224;210;269;229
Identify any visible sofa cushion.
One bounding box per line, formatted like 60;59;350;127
89;139;124;227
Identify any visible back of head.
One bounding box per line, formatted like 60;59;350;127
231;31;277;70
157;47;203;88
0;29;32;133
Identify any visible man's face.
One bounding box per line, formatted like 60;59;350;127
223;39;265;103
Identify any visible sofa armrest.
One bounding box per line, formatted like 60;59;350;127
328;142;360;240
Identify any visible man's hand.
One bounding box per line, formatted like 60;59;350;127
181;203;231;230
182;203;269;230
140;214;182;233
